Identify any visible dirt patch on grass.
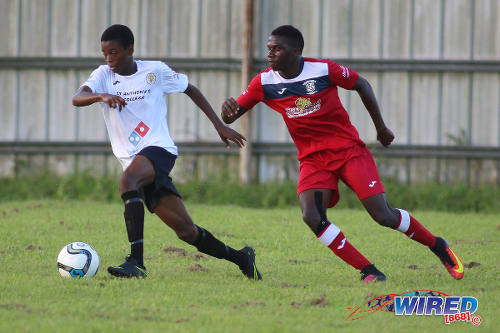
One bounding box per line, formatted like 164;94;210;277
281;282;308;288
464;261;481;268
26;203;42;209
215;231;235;238
0;303;32;313
310;293;328;306
288;258;318;265
188;253;207;260
163;246;187;256
188;263;207;272
163;246;207;260
25;244;42;251
233;301;265;309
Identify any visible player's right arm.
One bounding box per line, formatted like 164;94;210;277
221;74;263;124
72;85;127;111
221;98;248;124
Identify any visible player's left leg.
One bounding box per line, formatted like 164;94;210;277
153;195;262;280
361;193;434;245
361;193;464;280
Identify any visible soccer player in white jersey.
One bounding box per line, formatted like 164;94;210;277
222;25;464;283
72;24;261;279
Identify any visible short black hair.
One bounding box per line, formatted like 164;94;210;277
101;24;134;49
271;25;304;52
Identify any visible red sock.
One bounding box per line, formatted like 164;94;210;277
395;209;436;248
317;223;371;270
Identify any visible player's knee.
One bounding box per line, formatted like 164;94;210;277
302;210;321;228
119;170;139;193
370;209;398;228
176;224;197;244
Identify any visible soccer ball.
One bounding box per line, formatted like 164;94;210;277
57;242;100;278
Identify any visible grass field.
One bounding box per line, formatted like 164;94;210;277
1;200;498;332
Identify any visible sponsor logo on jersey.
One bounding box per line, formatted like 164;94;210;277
285;97;322;118
340;65;350;78
112;80;120;85
146;73;156;85
134;121;150;138
277;87;287;94
128;121;150;146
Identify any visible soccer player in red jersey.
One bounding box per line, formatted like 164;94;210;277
222;25;464;282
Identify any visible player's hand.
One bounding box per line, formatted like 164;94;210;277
100;93;127;111
216;125;247;148
221;98;241;124
377;127;395;147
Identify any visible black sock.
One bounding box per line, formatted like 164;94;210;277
121;190;144;267
193;226;247;266
130;240;144;266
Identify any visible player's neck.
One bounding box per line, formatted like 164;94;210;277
278;57;304;79
116;60;137;76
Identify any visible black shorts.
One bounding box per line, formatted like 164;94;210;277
137;146;181;213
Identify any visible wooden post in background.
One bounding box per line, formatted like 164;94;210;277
239;0;254;184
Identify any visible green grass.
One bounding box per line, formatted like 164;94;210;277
0;200;498;332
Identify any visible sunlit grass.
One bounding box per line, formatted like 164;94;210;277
1;200;497;332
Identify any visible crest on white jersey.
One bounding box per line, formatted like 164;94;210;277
146;73;156;85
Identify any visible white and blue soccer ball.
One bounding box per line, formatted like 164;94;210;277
57;242;100;278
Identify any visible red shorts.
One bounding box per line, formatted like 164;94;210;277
297;145;385;208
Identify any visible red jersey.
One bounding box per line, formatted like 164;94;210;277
237;58;365;161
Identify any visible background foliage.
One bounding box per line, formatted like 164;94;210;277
1;173;498;213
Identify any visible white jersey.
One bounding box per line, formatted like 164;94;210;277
82;60;188;169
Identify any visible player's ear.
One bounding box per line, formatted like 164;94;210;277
127;45;134;56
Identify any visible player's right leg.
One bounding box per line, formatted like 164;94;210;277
299;189;386;283
154;195;262;280
342;146;463;280
107;155;154;278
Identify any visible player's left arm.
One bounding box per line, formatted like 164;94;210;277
352;75;394;147
184;83;247;148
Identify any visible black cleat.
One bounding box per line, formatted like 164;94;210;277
107;256;147;278
239;246;262;280
360;264;387;283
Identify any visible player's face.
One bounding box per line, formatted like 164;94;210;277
101;40;133;74
267;35;298;71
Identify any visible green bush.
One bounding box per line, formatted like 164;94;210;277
0;172;119;202
0;173;498;212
